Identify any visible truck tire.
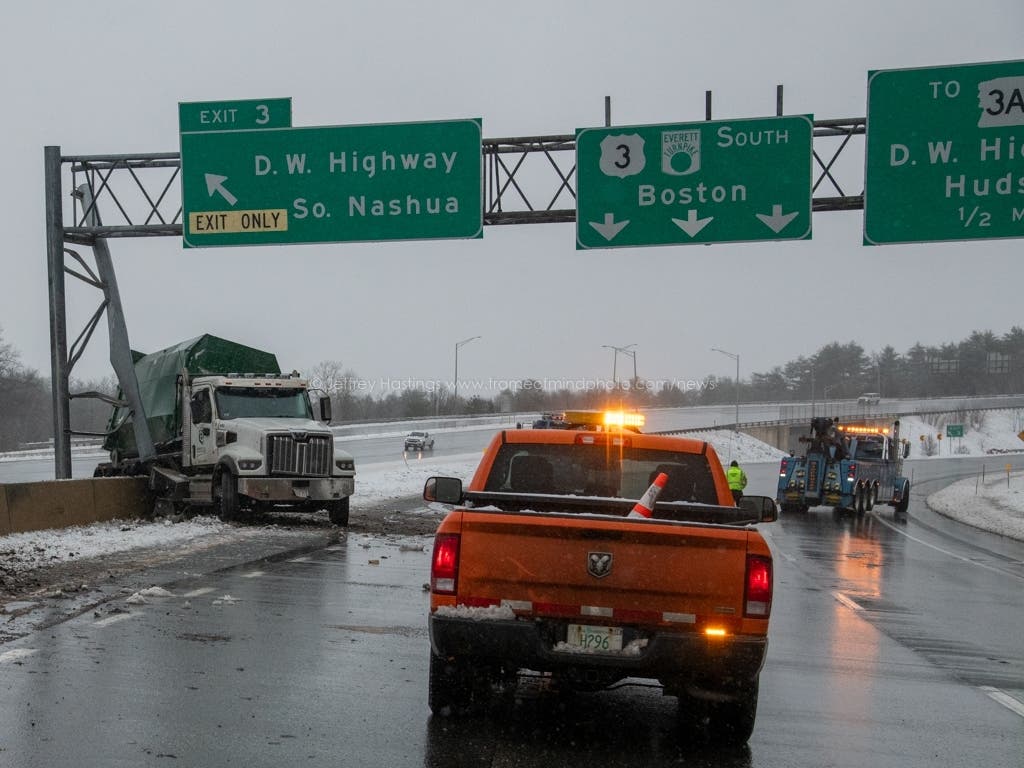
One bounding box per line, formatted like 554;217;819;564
328;497;350;527
219;470;240;522
866;485;876;512
896;483;910;515
428;653;474;716
678;680;758;746
855;487;866;514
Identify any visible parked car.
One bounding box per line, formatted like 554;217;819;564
857;392;881;405
405;431;435;451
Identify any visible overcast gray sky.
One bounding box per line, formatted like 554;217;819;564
3;1;1022;397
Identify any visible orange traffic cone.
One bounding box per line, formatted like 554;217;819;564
629;472;668;519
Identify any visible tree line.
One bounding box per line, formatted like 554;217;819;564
1;326;1022;451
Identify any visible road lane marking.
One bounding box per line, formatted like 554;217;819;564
0;649;38;663
872;512;1023;580
182;587;216;598
288;556;312;563
241;570;264;578
94;613;134;628
980;686;1024;718
832;591;864;611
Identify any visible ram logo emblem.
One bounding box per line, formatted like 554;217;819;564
587;551;613;579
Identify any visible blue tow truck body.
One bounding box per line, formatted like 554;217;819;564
776;417;911;515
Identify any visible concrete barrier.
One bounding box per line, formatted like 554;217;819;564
0;477;150;535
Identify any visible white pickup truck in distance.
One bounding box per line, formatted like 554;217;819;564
405;431;435;451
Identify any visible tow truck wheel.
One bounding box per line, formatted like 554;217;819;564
866;485;876;512
855;487;866;514
218;470;240;522
328;496;350;527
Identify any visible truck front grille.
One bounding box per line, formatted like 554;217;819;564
267;434;332;477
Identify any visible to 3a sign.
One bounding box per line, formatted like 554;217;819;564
865;59;1024;245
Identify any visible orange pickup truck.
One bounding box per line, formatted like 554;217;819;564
423;411;778;745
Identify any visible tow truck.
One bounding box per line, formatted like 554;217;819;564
776;417;911;516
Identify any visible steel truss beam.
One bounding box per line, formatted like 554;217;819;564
44;117;865;476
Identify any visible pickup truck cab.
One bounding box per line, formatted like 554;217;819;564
404;431;435;451
423;410;777;745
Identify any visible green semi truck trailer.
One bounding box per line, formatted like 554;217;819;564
95;334;355;525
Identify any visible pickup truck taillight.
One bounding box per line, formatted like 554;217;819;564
744;555;772;618
431;533;461;595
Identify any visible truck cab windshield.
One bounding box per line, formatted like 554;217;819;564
214;387;313;420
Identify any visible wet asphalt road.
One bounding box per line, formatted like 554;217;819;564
1;459;1023;766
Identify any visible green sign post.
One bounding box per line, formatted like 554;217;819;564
865;59;1024;245
575;116;813;249
946;424;965;438
180;118;483;248
178;98;292;133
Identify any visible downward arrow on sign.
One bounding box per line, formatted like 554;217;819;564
672;210;713;238
756;204;799;233
589;213;630;241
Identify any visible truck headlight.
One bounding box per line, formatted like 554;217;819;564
336;459;355;471
238;459;262;471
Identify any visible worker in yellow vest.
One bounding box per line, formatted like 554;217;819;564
726;460;747;504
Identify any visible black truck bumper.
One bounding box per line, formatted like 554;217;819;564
429;614;767;690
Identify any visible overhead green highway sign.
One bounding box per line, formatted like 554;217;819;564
865;59;1024;245
575;115;813;249
180;118;483;248
178;98;292;133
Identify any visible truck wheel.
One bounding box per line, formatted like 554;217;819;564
678;680;758;746
866;485;876;512
328;497;350;527
855;488;866;514
428;653;474;716
218;471;240;522
896;483;910;515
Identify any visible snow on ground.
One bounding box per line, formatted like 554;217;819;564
1;411;1021;578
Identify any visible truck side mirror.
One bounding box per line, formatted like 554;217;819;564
424;476;463;504
319;396;333;424
903;442;910;459
738;495;778;523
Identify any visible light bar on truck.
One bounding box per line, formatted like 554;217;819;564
836;424;890;435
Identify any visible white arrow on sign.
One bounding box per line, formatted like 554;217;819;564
756;204;799;233
205;173;238;206
671;210;713;238
589;213;630;241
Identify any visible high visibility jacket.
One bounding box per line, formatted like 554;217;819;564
726;465;747;491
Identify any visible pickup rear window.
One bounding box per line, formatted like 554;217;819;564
482;443;719;504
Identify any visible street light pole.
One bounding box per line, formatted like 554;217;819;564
453;336;481;413
711;347;740;428
601;344;637;388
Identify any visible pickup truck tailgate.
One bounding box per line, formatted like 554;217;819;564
449;510;760;626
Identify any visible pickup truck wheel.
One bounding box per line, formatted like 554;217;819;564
328;497;350;527
678;681;758;746
428;653;474;716
218;471;240;522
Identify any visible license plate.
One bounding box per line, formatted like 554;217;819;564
566;624;623;652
